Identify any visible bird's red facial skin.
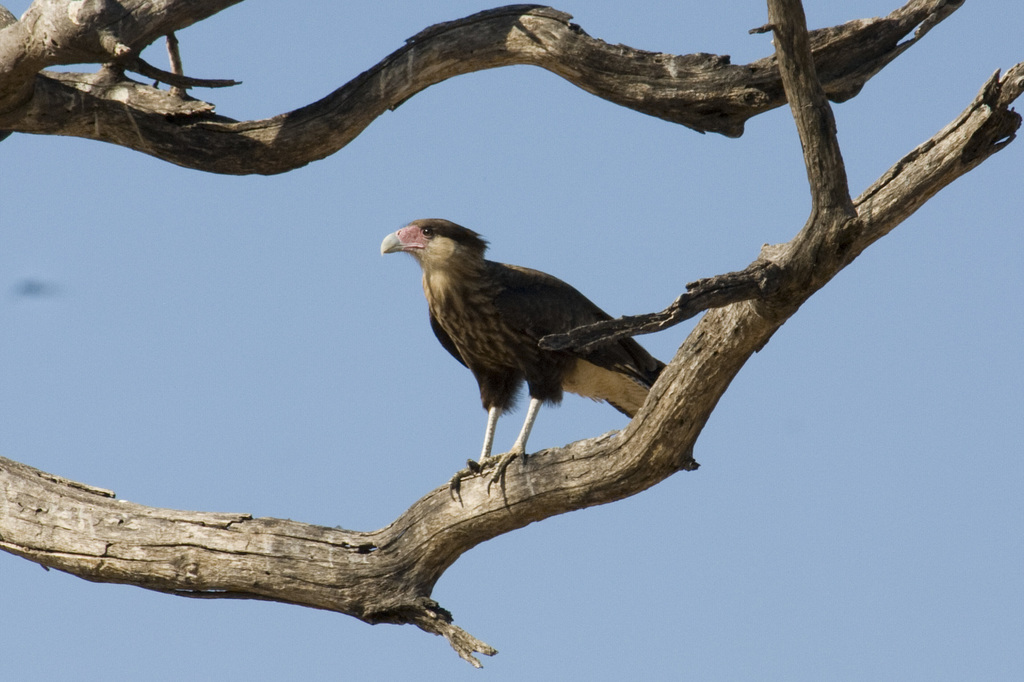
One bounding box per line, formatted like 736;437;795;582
395;224;429;251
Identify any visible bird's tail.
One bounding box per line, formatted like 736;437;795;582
563;359;658;418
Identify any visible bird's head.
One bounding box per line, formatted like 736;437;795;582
380;219;488;270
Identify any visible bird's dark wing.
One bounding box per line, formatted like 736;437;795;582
487;261;663;387
430;311;468;368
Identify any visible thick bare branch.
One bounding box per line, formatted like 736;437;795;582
767;0;854;218
2;0;1020;667
543;64;1023;353
0;1;959;174
2;60;1020;662
856;64;1024;245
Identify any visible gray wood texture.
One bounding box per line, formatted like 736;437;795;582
1;0;1021;667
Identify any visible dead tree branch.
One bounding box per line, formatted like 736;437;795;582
544;3;1022;355
540;260;783;353
1;0;1020;667
164;32;186;98
1;61;1019;665
0;1;960;174
128;54;240;90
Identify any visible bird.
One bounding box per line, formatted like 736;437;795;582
381;218;664;487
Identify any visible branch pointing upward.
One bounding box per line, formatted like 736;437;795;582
1;0;1020;668
768;0;855;219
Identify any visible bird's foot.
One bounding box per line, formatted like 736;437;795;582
447;450;524;500
484;450;521;495
448;459;481;500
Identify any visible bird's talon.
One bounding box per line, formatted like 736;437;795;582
448;474;463;501
485;451;520;494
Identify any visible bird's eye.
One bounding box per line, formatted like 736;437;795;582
421;227;434;238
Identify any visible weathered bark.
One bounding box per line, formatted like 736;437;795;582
2;56;1020;663
1;0;1021;668
0;1;959;174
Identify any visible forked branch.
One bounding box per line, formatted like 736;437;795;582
1;60;1019;665
546;0;1020;355
1;0;1020;667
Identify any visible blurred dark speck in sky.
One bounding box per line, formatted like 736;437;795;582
12;278;60;298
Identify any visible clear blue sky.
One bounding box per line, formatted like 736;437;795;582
2;1;1021;679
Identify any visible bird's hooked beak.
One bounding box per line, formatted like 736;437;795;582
381;225;428;256
380;232;404;255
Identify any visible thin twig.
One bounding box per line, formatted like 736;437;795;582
165;33;186;97
128;55;240;90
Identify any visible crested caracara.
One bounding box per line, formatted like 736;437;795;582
381;218;663;477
